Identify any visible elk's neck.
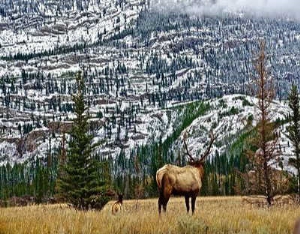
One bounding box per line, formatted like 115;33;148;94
195;165;205;179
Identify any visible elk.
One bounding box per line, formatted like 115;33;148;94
156;131;215;215
272;195;294;206
112;193;123;215
241;195;269;208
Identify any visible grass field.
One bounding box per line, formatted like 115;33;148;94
0;196;300;234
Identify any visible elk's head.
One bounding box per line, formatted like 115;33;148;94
117;193;123;204
183;131;215;178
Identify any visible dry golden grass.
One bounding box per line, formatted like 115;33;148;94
0;196;299;234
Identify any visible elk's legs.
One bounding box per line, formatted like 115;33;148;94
185;196;190;213
191;196;196;215
158;195;169;214
158;197;162;214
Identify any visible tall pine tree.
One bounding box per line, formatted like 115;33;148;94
246;41;283;206
57;71;110;210
287;85;300;196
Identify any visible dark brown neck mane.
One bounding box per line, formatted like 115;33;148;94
118;194;123;204
188;161;205;179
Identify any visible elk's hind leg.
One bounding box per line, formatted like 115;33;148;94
162;196;170;213
158;197;162;214
158;193;165;214
185;195;190;213
158;192;170;214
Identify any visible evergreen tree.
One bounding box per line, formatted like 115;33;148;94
57;71;110;210
287;85;300;196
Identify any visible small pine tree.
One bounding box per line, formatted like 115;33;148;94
287;85;300;196
57;71;110;210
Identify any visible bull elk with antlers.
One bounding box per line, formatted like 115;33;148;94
156;131;215;215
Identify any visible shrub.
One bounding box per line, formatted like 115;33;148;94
177;216;209;234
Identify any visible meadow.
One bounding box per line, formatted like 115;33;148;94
0;196;299;234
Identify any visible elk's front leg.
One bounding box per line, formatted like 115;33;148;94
185;196;190;213
191;196;196;215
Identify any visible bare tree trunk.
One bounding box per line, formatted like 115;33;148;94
246;40;281;206
259;49;272;205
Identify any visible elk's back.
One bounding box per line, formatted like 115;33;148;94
156;164;202;192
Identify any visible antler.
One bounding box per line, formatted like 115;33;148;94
199;132;215;162
183;131;195;162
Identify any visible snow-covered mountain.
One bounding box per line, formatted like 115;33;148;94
0;0;299;171
0;94;295;176
0;0;145;58
172;95;296;174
